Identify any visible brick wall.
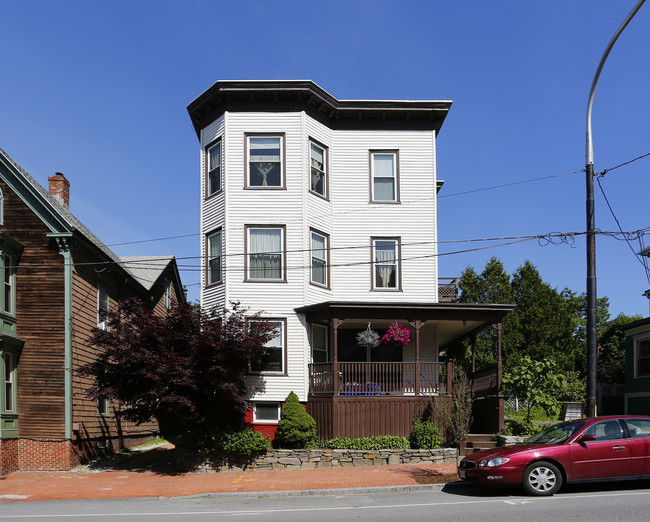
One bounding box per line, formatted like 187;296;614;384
16;439;80;472
0;439;19;476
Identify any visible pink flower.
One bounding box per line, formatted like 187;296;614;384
382;322;411;345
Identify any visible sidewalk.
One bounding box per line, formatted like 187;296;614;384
0;445;459;502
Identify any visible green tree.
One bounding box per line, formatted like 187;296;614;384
502;356;564;422
78;298;276;443
273;392;317;449
597;313;643;384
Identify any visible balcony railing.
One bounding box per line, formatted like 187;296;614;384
309;362;450;396
438;277;459;302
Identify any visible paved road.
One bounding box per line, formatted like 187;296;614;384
2;482;650;521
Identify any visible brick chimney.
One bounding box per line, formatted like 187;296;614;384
48;172;70;206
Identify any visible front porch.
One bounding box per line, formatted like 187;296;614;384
296;301;514;440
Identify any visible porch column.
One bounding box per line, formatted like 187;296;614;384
496;322;504;432
410;320;424;396
331;318;342;396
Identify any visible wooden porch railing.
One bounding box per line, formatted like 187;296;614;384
309;362;449;396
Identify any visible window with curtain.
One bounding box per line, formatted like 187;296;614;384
250;320;284;373
206;140;221;196
207;230;222;285
248;227;284;280
310;141;327;197
373;238;399;289
371;151;398;202
248;136;283;187
311;324;328;363
310;230;328;286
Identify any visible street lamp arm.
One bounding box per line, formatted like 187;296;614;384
586;0;646;165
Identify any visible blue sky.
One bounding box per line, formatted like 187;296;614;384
1;0;649;318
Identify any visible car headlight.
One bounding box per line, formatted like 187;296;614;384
479;457;510;467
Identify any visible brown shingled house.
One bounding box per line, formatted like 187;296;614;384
0;147;185;475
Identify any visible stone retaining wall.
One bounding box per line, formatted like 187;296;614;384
183;448;458;472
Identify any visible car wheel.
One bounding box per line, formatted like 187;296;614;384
522;461;562;496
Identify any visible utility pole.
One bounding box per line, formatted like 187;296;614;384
584;0;645;417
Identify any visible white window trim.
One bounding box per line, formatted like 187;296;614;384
246;226;286;282
370;151;399;203
246;134;285;189
206;229;223;286
372;238;401;290
253;402;281;423
310;230;329;288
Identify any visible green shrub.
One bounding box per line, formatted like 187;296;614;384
273;392;317;449
321;436;409;450
410;418;442;449
212;429;270;455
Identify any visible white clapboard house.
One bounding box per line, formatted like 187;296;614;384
187;80;513;439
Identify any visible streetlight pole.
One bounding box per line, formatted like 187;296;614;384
585;0;645;418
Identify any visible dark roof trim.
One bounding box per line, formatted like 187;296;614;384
620;316;650;331
187;80;452;138
295;301;515;323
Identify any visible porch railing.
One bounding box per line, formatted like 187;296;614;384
309;362;449;396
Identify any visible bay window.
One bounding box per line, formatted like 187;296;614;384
247;135;284;188
310;229;329;287
247;226;285;281
372;238;400;290
250;319;285;374
205;139;222;196
310;140;327;198
206;229;222;285
371;151;399;202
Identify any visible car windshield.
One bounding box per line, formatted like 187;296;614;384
525;421;587;445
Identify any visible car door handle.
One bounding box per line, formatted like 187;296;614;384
612;446;626;450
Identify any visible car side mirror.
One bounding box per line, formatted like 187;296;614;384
578;433;596;444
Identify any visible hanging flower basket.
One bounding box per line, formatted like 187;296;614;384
357;324;380;348
382;322;411;346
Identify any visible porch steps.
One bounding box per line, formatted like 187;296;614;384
459;434;498;457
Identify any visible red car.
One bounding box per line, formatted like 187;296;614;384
458;415;650;496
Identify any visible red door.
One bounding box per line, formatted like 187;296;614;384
570;420;632;480
623;418;650;476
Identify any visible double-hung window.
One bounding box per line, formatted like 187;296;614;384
311;324;328;363
2;254;14;315
372;238;400;290
247;226;284;281
636;338;650;378
97;283;109;330
371;151;399;202
206;139;222;196
247;135;284;188
309;140;327;198
3;353;14;413
310;230;329;287
206;230;222;286
250;319;285;374
163;278;172;309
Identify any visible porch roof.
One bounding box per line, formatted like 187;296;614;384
295;301;515;347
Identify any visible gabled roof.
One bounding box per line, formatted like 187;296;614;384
187;80;452;138
0;146;182;298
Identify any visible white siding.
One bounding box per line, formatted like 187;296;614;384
199;111;441;403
